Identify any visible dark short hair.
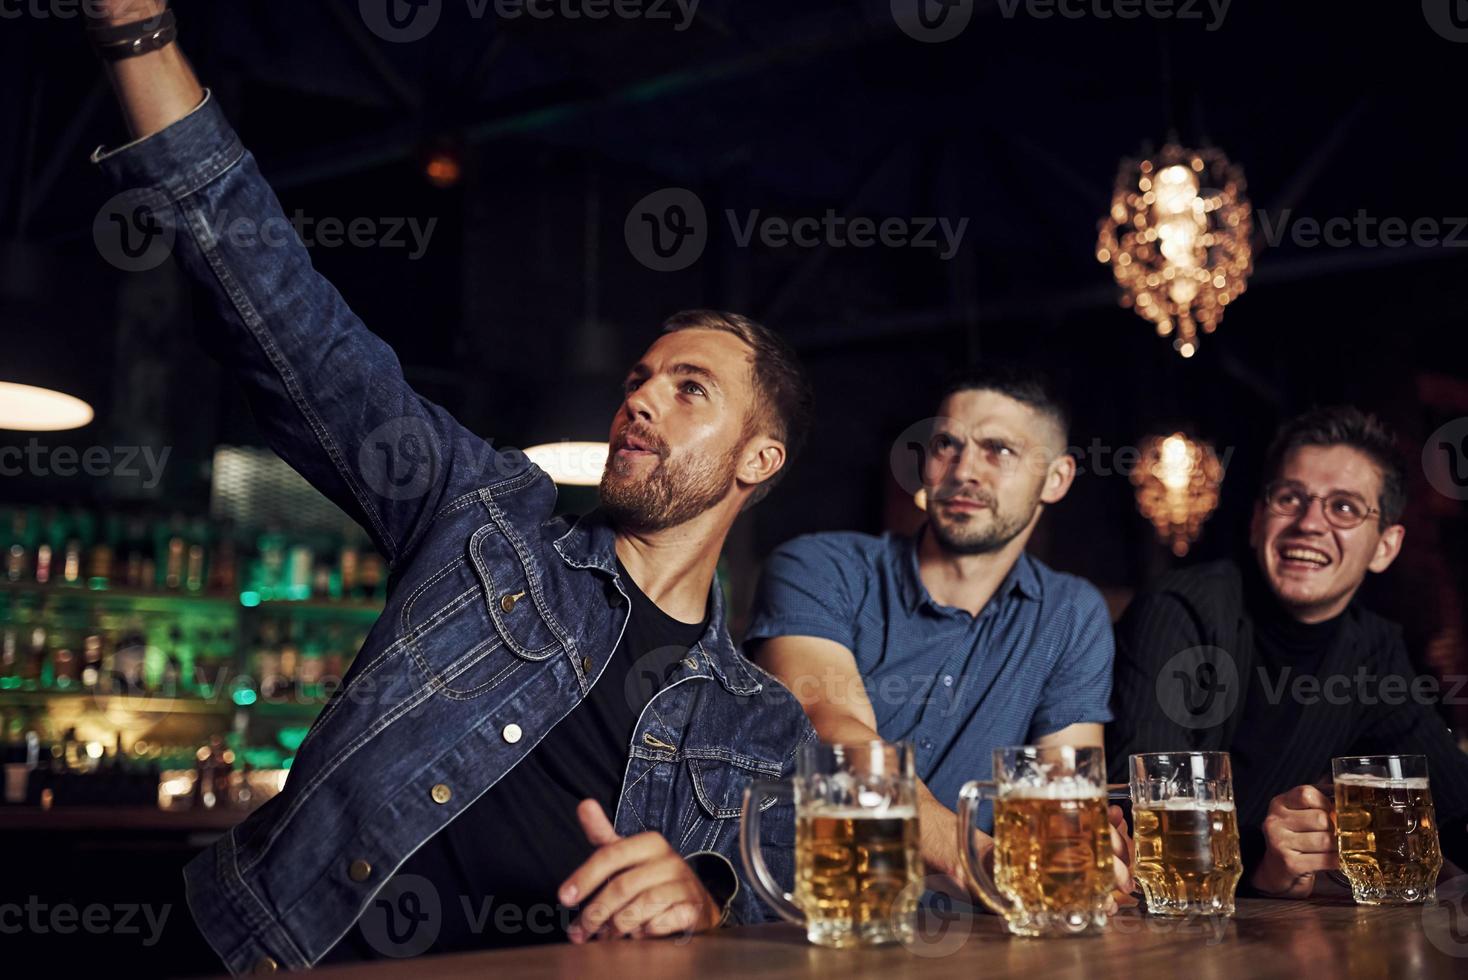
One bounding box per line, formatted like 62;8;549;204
661;309;813;506
1261;406;1407;526
936;363;1070;445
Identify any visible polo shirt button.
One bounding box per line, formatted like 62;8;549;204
942;675;954;687
348;859;372;882
502;723;523;744
252;956;278;974
431;783;452;804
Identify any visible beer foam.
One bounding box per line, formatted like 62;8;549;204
803;805;918;819
998;781;1105;801
1140;798;1235;812
1334;773;1430;790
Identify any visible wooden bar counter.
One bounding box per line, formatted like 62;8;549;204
303;897;1467;979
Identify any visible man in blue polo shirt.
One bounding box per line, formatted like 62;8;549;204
747;366;1120;883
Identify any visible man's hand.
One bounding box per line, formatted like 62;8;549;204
1107;804;1138;910
1251;785;1337;898
559;800;722;942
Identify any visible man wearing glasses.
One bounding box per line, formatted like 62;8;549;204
1109;407;1468;897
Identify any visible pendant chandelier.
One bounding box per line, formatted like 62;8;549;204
1131;432;1225;556
1097;144;1253;358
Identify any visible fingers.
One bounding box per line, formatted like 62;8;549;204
1107;805;1135;894
577;798;622;847
560;830;669;907
640;897;707;938
1278;784;1333;813
1278;829;1336;855
610;882;706;938
569;853;689;940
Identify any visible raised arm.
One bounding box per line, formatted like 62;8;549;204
88;2;523;564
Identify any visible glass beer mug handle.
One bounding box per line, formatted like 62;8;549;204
956;780;1013;917
739;780;804;925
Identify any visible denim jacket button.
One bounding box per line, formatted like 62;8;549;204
252;956;278;974
500;592;522;614
581;656;593;675
431;783;452;804
502;723;523;744
348;859;372;882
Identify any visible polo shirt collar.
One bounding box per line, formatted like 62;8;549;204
899;524;1045;615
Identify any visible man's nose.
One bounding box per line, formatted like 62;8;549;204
1291;496;1331;533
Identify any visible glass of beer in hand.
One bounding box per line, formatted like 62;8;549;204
1128;751;1242;916
957;745;1113;937
1332;754;1443;905
740;741;922;948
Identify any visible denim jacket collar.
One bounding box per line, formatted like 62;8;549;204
554;509;763;697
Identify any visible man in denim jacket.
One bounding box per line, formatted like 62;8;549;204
85;3;814;972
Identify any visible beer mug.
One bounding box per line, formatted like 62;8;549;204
957;745;1113;937
1127;751;1242;916
1332;754;1443;905
740;741;922;948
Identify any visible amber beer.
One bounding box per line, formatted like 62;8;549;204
959;746;1115;937
1333;761;1443;905
992;789;1113;917
742;741;921;947
794;805;922;947
1131;800;1242;915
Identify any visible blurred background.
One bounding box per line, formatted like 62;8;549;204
2;1;1467;972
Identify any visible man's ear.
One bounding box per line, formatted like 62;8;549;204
739;437;786;491
1039;451;1076;505
1368;523;1405;574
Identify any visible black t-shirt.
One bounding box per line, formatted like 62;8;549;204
322;560;707;961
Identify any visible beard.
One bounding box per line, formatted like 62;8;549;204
926;488;1037;555
599;439;739;533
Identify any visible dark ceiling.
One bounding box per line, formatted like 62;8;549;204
3;0;1467;589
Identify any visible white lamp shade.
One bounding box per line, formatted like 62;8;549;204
0;382;94;432
523;441;609;487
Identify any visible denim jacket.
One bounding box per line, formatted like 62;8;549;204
93;92;811;976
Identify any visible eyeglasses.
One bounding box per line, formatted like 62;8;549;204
1262;481;1379;530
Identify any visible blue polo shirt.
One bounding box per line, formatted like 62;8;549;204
745;530;1114;822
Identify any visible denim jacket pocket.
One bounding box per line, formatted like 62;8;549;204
400;519;560;698
468;521;566;662
681;753;792;852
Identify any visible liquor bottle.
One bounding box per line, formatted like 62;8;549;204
87;513;119;589
209;522;238;595
185;523;207;594
299;624;325;701
25;625;47;689
51;631;78;690
80;632;103;690
161;626;184;697
0;627;18;684
359;552;385;602
255;620;281;699
5;510;35;582
164;514;187;591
